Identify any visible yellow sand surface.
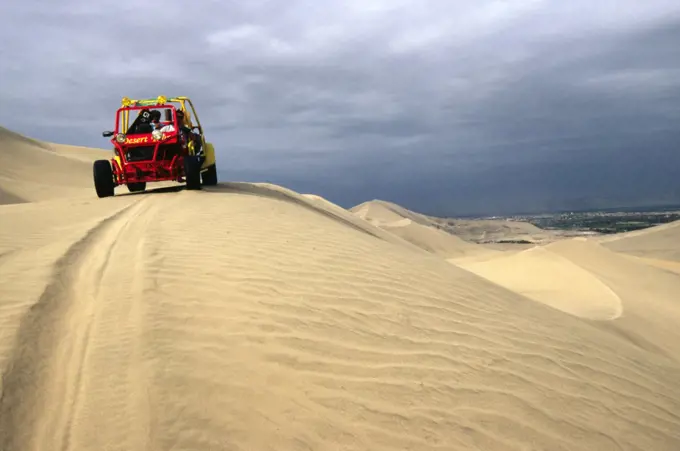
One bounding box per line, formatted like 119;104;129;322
355;200;680;357
351;199;564;245
0;126;108;203
454;245;623;320
598;219;680;262
2;127;680;450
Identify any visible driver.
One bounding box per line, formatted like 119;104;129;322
150;110;162;130
134;108;154;133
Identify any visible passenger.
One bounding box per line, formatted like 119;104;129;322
159;110;178;133
161;109;203;155
177;110;203;155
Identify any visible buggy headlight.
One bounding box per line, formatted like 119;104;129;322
115;133;126;143
152;129;163;141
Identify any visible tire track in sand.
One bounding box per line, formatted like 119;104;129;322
0;197;150;451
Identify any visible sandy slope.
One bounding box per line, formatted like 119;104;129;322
599;219;680;262
546;238;680;359
380;218;501;260
454;245;623;320
350;199;558;243
0;127;108;203
351;200;502;261
351;199;436;228
348;200;680;334
434;217;551;243
2;128;680;450
356;200;680;356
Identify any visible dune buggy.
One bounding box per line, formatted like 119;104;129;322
93;95;218;198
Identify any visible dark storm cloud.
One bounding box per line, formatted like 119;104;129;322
1;0;680;215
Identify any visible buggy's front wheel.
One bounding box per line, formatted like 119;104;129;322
93;160;115;198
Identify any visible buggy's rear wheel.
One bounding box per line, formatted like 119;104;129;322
202;164;218;186
127;182;146;193
93;160;115;198
184;156;202;190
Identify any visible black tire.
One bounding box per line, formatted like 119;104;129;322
127;182;146;193
93;160;115;198
184;156;202;190
202;164;218;186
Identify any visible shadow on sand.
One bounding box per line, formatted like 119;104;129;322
116;184;185;198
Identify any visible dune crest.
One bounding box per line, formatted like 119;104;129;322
351;199;434;226
351;200;501;260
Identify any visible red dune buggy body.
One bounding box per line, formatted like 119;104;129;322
93;95;217;197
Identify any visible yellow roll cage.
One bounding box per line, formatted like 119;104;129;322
119;95;203;138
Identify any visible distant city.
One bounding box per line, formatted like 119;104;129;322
471;205;680;234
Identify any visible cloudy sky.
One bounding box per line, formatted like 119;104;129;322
1;0;680;216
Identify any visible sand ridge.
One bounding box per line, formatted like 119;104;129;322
350;196;680;358
352;201;680;332
351;200;502;261
599;219;680;262
351;199;434;227
545;237;680;360
380;218;501;259
453;245;623;320
1;126;680;450
0;127;106;204
351;199;556;244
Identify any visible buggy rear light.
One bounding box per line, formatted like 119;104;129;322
115;133;126;143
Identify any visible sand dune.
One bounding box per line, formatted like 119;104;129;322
0;127;106;204
599;218;680;262
351;199;435;227
351;200;502;261
351;199;562;247
435;217;550;243
51;142;112;163
2;127;680;450
546;237;680;359
454;245;623;320
349;199;680;342
379;218;501;260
